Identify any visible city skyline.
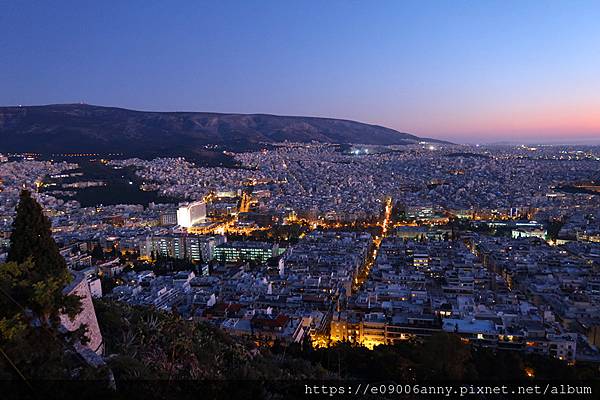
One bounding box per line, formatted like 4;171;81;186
2;1;600;144
2;1;600;394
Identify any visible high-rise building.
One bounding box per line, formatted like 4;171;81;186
144;235;185;259
177;201;207;228
185;235;226;262
140;234;225;262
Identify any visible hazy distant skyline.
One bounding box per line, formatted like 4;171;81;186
2;1;600;144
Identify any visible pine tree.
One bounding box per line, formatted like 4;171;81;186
0;190;89;379
6;190;80;325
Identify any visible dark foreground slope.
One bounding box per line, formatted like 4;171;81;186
0;104;443;157
3;299;597;400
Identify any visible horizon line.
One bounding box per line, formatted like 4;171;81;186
2;102;600;146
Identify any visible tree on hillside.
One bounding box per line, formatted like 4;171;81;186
6;190;81;325
0;190;88;380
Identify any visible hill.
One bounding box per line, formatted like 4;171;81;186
0;104;444;158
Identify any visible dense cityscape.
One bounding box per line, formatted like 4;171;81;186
4;2;600;398
1;143;600;375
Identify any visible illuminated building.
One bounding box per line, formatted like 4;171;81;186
413;253;429;269
187;221;223;235
330;311;441;348
511;227;547;239
185;235;226;262
148;235;185;259
140;234;225;262
214;241;276;263
177;201;207;228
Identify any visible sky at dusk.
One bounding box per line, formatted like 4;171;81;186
2;0;600;144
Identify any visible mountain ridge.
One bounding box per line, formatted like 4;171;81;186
0;104;446;158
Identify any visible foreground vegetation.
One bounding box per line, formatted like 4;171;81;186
92;300;599;399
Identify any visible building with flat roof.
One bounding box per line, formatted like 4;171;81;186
177;201;207;228
214;241;276;263
140;234;225;262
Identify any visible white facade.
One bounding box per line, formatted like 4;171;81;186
177;201;207;228
88;277;103;298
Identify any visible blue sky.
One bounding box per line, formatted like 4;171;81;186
2;0;600;143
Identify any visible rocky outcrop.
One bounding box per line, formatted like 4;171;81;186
61;271;104;355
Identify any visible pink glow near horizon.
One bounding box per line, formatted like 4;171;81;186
382;102;600;143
